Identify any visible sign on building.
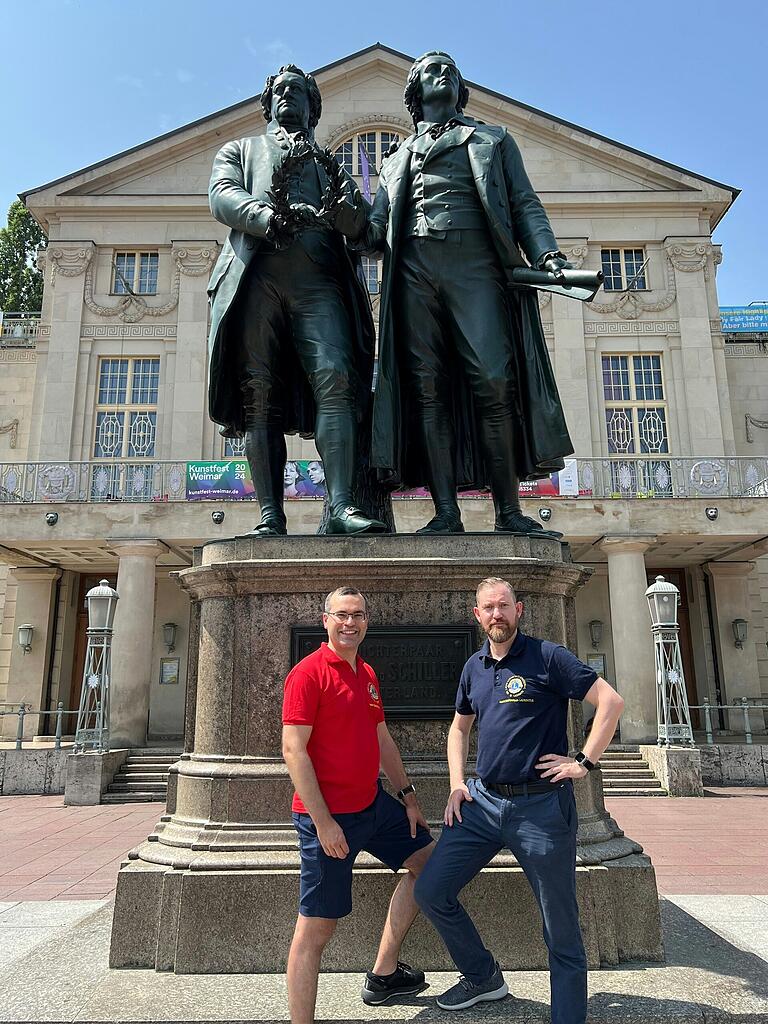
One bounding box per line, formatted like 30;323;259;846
719;306;768;333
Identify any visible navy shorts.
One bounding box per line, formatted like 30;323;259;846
292;784;433;919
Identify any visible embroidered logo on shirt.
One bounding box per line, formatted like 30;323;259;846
368;682;380;702
505;675;526;698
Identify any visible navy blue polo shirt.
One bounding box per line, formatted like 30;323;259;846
456;631;597;784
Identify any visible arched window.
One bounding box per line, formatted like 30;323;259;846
333;129;404;178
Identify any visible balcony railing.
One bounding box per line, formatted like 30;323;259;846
0;457;767;504
0;312;41;347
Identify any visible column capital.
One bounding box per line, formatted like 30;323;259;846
9;566;63;583
110;539;168;560
599;536;657;556
704;560;755;578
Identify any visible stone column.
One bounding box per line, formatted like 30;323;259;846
110;541;165;748
665;238;731;455
600;536;657;743
704;561;763;732
551;242;592;456
168;243;218;459
34;243;94;460
4;567;62;738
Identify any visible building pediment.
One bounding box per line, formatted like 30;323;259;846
23;43;737;227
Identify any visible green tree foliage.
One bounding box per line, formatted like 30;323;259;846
0;200;47;313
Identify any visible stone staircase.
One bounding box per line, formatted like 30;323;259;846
102;749;181;804
600;745;667;796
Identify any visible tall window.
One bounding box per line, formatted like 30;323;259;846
94;357;159;458
360;256;379;294
600;248;647;291
333;129;404;176
223;436;246;457
112;252;159;295
602;354;670;494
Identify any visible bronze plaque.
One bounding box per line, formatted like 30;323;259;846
290;625;475;719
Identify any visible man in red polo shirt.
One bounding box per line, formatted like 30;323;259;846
282;585;434;1024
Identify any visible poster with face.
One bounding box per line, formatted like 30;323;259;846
186;461;327;500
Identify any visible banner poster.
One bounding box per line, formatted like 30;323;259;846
395;460;585;498
185;460;328;500
186;461;255;500
186;459;585;500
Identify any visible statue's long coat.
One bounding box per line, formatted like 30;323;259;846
207;130;375;437
368;118;574;487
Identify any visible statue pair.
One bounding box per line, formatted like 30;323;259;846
207;52;574;536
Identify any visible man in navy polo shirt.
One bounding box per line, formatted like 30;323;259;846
282;585;435;1024
414;577;625;1024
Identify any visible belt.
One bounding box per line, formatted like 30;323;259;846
483;781;558;797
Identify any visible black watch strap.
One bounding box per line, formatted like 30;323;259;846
574;751;597;771
397;783;416;801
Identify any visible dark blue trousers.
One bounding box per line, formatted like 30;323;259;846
414;778;587;1024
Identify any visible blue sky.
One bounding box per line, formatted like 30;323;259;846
2;0;765;305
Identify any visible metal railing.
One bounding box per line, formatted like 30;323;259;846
0;312;41;347
0;702;78;750
691;697;768;745
1;456;768;504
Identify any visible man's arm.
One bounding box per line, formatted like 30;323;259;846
351;176;390;255
444;712;476;826
536;677;625;783
281;724;349;858
497;131;562;270
208;139;274;239
377;721;429;838
327;169;369;242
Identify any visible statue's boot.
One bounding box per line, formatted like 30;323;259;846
316;401;386;536
492;471;563;539
244;425;288;536
414;409;464;534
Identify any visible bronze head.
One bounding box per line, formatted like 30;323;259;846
403;51;470;127
261;64;322;131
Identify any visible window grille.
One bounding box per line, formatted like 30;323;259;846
602;354;670;495
94;357;160;459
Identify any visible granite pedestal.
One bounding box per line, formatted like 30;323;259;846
109;534;663;973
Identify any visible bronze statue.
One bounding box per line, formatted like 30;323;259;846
367;51;576;535
207;65;386;535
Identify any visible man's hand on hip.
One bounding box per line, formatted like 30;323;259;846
444;783;473;827
315;816;349;858
403;794;429;838
536;753;588;782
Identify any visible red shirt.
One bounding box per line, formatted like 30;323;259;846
282;643;385;814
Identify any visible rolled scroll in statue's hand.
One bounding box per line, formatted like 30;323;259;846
511;266;604;302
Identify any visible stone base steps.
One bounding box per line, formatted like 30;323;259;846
102;749;180;804
599;745;667;796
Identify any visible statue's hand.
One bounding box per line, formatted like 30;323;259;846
539;252;572;281
266;209;300;249
287;202;321;227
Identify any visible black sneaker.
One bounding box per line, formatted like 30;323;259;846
361;961;428;1005
436;962;508;1010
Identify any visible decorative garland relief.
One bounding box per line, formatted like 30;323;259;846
46;244;217;324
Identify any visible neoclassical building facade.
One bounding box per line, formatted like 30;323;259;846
1;44;766;748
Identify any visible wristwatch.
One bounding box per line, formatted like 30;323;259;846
574;751;597;771
397;783;416;802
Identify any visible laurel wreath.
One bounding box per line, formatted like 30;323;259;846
265;140;346;247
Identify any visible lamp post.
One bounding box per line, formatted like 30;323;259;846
74;579;119;753
645;574;694;746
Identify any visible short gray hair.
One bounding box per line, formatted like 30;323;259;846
475;577;516;605
324;586;367;613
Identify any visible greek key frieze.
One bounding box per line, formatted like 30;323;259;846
81;325;178;339
584;321;679;335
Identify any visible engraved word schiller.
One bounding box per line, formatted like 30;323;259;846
290;625;475;719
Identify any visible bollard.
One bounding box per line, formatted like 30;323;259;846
741;696;752;745
703;696;713;745
55;702;64;750
15;703;25;750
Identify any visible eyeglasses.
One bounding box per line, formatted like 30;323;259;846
327;611;367;623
